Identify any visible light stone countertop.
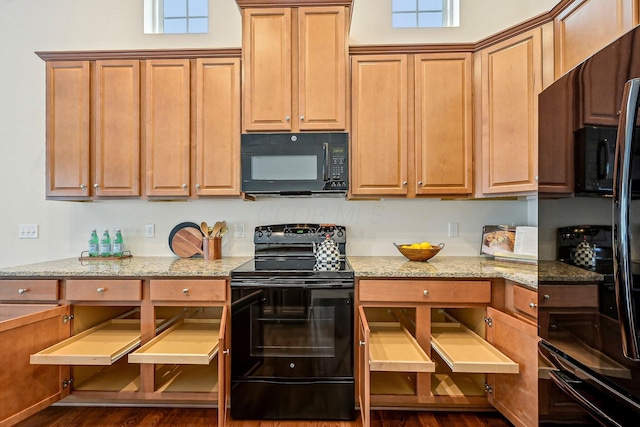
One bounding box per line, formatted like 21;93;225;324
0;256;603;291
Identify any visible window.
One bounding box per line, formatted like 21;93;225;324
144;0;209;34
392;0;460;28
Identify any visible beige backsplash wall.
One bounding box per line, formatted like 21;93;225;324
0;0;554;268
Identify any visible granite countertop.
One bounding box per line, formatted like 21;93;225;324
348;256;539;289
0;255;603;291
0;256;252;278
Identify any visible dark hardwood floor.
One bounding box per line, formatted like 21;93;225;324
15;407;513;427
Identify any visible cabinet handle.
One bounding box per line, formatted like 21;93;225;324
403;181;408;186
97;287;105;294
182;288;189;295
423;290;429;296
300;115;305;121
93;183;100;189
223;349;230;355
181;183;188;189
543;294;550;300
418;181;423;185
195;184;201;189
285;115;290;121
359;340;366;346
529;302;537;308
17;288;28;294
80;184;87;189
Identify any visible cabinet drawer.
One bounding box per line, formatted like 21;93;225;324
513;285;538;319
0;280;58;301
538;284;598;308
150;279;227;302
65;280;142;302
359;280;491;304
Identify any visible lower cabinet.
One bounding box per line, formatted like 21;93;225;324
13;278;229;427
356;279;535;427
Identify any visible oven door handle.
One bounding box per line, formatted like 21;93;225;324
613;78;640;361
323;142;330;181
548;370;623;427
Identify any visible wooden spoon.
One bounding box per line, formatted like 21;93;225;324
200;221;210;236
211;221;224;238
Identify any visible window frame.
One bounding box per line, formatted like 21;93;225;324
144;0;209;34
391;0;460;28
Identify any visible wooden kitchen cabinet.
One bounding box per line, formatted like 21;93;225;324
350;52;473;197
46;60;141;200
241;5;348;132
45;61;91;199
476;27;543;195
356;279;520;427
143;59;191;198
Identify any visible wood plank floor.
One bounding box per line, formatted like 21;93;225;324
15;407;513;427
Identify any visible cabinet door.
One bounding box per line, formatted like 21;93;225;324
0;304;71;426
298;6;347;131
415;53;473;195
479;28;541;194
351;55;408;196
218;305;229;427
194;58;241;196
46;61;90;198
143;60;191;197
485;307;539;427
243;8;292;131
94;60;141;197
554;0;637;78
357;306;371;427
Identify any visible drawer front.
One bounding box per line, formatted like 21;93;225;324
513;285;538;319
150;279;227;302
0;280;58;301
538;284;598;308
65;280;142;302
359;280;491;304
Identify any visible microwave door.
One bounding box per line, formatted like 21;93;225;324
613;78;640;361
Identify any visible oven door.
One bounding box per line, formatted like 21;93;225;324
231;283;353;380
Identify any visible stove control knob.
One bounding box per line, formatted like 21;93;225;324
256;230;264;238
336;230;344;238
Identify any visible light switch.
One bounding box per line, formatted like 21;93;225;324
19;224;39;239
448;222;459;237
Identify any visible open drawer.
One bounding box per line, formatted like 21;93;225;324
431;321;519;374
368;321;435;372
128;318;221;365
30;318;142;365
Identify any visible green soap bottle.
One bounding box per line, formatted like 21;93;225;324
99;229;111;257
113;229;124;257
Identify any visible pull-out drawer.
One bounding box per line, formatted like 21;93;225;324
431;321;519;374
0;279;58;302
30;318;142;365
149;279;226;302
538;284;598;308
65;280;142;302
513;285;538;319
359;280;491;304
368;322;435;372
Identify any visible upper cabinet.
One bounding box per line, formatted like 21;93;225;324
46;60;140;199
240;3;349;132
350;52;473;197
554;0;638;78
475;27;545;196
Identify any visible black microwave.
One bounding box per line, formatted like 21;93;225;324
241;133;348;197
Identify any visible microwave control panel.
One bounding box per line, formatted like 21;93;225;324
329;147;348;190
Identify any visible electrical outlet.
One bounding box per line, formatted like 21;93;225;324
145;224;155;238
448;222;459;237
19;224;39;239
235;224;245;238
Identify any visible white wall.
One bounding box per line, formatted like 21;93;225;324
0;0;552;268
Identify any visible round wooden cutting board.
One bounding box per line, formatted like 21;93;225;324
171;227;203;257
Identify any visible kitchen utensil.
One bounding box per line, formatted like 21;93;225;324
216;221;227;237
203;236;222;260
172;228;204;257
211;221;224;238
168;222;203;256
394;242;445;262
200;221;210;236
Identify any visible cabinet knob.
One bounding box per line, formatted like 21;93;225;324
17;288;28;294
97;287;105;294
285;115;290;121
403;181;408;186
423;290;429;296
534;176;539;182
80;184;87;189
300;115;305;121
529;302;537;308
181;183;188;189
418;181;423;185
94;183;100;189
223;349;230;355
182;288;189;295
195;184;201;189
359;340;366;346
543;294;550;300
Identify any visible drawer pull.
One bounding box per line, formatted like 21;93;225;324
223;349;230;355
17;288;29;294
359;340;366;346
423;290;429;296
182;288;189;295
543;294;550;300
529;302;537;308
97;287;105;294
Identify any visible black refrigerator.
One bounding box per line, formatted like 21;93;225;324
538;24;640;426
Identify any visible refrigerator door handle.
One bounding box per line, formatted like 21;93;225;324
613;78;640;361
